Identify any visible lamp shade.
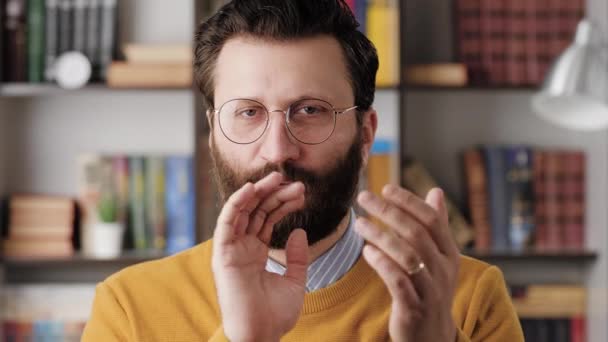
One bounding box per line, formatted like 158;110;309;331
532;20;608;131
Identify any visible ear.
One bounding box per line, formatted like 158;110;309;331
360;108;378;168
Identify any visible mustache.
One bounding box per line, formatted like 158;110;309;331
241;162;320;186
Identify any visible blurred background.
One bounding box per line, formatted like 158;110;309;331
1;0;607;341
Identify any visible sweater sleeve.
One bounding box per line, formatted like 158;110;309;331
81;282;132;342
464;266;524;342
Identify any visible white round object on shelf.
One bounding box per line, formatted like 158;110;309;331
54;51;92;89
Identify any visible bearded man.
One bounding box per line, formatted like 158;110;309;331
82;1;524;341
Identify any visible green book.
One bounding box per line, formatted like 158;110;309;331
28;0;45;82
144;156;166;251
129;156;147;250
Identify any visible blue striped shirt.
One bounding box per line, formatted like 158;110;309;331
265;209;364;292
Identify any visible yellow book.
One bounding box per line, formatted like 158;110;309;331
366;0;400;87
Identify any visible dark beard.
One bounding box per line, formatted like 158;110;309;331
210;132;362;249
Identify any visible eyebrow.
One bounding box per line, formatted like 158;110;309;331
236;94;335;106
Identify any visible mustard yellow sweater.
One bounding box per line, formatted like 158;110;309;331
82;241;524;341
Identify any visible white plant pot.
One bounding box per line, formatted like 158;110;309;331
82;222;125;259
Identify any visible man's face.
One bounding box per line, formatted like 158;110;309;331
209;35;376;248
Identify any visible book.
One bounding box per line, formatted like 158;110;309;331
44;0;59;81
455;0;482;84
561;150;585;251
353;0;367;33
123;44;193;64
482;146;509;250
504;146;535;251
129;156;147;250
366;0;399;87
99;0;117;80
72;0;87;53
463;148;491;250
405;63;468;87
165;156;195;255
402;158;474;250
505;0;527;85
85;0;102;81
3;0;27;82
57;0;72;54
27;0;45;83
107;62;193;88
145;156;166;250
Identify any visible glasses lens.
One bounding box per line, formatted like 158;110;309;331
287;99;335;144
218;99;268;144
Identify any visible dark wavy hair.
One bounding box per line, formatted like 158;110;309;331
193;0;379;124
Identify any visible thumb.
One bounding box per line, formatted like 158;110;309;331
425;187;449;227
284;228;309;286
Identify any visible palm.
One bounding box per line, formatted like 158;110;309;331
212;173;308;341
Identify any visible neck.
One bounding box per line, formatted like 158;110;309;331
268;210;352;266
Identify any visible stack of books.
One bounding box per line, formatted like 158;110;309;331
2;195;75;259
464;146;585;252
511;284;586;341
455;0;584;86
107;44;193;88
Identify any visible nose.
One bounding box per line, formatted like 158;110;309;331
258;111;300;164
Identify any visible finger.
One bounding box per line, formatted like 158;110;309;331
355;217;437;276
425;188;459;257
380;184;454;255
239;171;284;221
357;191;441;270
259;195;305;245
248;181;305;236
214;182;255;246
362;244;421;308
284;229;309;286
363;244;435;305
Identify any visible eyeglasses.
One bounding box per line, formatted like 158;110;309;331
211;98;358;145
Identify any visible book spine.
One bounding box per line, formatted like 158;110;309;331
562;151;585;251
524;0;540;85
366;0;399;87
479;0;493;85
129;156;147;250
4;0;28;82
505;146;535;251
505;0;526;85
27;0;45;83
354;0;366;33
570;315;586;342
543;151;562;250
0;0;4;82
85;0;101;80
463;148;491;251
72;0;87;52
144;156;166;251
112;155;129;225
165;156;195;255
57;0;73;54
99;0;117;80
536;0;552;83
456;0;482;85
45;0;59;81
482;146;509;250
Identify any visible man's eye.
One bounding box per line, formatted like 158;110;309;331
237;108;261;117
296;106;322;115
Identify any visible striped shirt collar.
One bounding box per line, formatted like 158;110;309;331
265;208;364;292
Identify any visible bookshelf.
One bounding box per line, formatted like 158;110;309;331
402;1;608;341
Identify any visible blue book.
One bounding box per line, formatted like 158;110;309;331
355;0;367;33
504;146;535;251
482;146;509;251
165;156;195;255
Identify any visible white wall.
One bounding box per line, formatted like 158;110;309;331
4;92;193;195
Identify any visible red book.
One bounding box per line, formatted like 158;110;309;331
456;0;482;84
562;151;585;250
544;151;562;250
536;0;553;82
505;0;527;85
481;0;507;85
464;149;491;250
524;0;540;84
570;316;586;342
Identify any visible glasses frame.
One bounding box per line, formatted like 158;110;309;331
211;98;358;145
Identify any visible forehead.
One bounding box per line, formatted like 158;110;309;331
214;34;353;106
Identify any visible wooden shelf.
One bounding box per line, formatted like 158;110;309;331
1;250;169;283
0;83;192;96
405;85;538;92
464;250;598;262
